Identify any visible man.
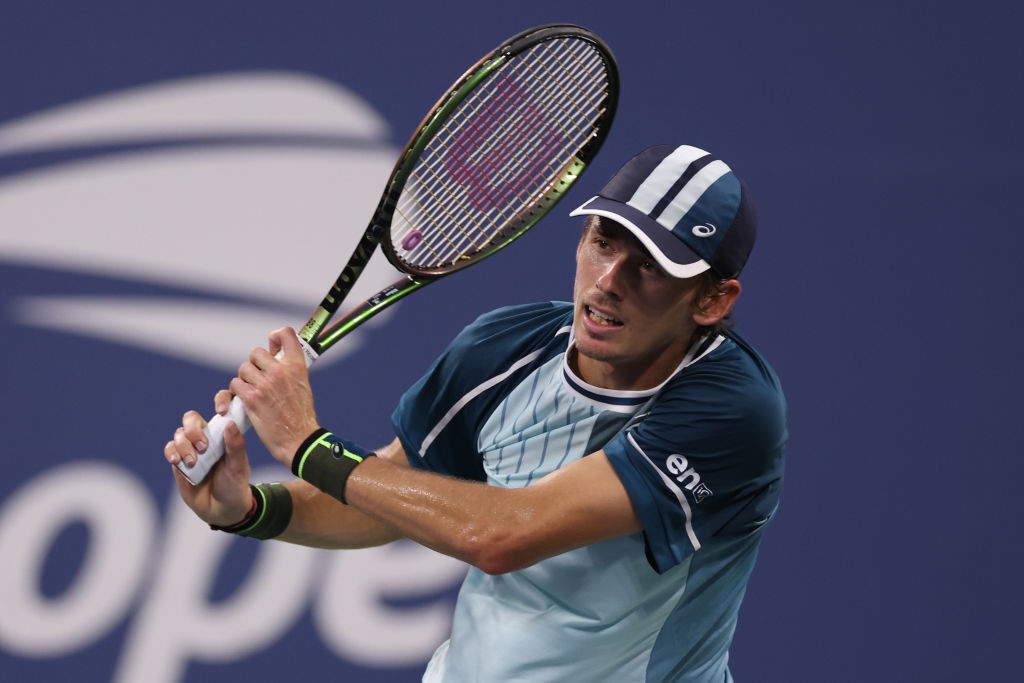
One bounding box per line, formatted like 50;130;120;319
166;144;788;682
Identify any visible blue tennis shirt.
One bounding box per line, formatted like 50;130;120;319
392;302;787;682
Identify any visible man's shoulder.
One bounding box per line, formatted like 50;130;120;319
471;301;574;331
680;331;783;396
658;330;787;438
452;301;574;352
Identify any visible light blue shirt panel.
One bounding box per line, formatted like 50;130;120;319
426;354;696;681
477;354;629;486
426;538;692;682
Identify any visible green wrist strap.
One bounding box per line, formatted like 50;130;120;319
212;483;293;540
291;428;375;504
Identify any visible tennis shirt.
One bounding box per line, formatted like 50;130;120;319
391;302;787;682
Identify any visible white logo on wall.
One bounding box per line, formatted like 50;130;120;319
0;71;405;369
0;73;466;682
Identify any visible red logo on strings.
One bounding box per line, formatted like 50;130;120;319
445;77;564;210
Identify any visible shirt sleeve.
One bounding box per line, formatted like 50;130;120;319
602;347;787;574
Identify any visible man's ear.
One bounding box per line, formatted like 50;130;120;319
692;279;742;327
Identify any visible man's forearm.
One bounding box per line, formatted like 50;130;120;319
273;478;405;548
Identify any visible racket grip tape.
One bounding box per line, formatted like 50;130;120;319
291;428;376;504
174;335;319;486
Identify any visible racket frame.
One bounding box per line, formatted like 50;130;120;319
176;23;617;486
304;24;617;355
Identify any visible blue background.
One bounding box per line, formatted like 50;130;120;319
1;2;1021;681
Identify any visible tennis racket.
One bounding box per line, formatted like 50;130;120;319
177;23;619;484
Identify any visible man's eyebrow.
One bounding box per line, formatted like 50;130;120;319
594;218;659;260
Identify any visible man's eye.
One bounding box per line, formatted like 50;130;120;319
640;259;664;276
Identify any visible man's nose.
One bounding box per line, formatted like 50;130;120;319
595;256;628;296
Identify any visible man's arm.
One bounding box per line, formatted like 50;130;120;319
275;438;408;549
233;326;643;573
344;439;641;574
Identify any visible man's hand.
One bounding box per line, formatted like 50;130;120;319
165;407;254;527
231;327;321;468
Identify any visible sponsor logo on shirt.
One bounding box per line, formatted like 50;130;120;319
665;454;714;503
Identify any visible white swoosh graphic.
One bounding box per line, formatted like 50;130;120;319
0;72;401;370
0;71;388;155
14;296;369;370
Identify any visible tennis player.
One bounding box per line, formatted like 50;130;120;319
166;144;788;682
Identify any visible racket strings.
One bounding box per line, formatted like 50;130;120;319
404;45;601;256
429;41;603;233
402;81;554;256
392;36;612;271
406;77;538;259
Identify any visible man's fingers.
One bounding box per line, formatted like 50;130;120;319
223;420;245;457
269;327;305;364
268;326;292;356
229;375;250;402
218;419;252;483
169;459;196;492
164;438;182;465
175;412;210;466
181;410;208;436
249;344;276;371
214;389;234;415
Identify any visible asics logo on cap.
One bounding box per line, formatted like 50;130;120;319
568;144;757;278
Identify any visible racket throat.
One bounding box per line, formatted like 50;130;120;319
299;308;332;344
314;276;426;352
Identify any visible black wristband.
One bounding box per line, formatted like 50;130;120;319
292;428;375;504
211;483;293;540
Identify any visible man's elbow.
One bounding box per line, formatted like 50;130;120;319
458;523;538;575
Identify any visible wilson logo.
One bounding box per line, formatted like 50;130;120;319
444;77;564;211
665;454;713;503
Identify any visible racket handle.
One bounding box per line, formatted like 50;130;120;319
174;336;319;486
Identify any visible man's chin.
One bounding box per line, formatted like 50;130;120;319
574;337;619;365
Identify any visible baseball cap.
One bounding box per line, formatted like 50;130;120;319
569;144;757;279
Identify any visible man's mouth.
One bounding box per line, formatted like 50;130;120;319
585;305;623;327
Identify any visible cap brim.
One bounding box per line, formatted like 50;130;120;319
570;196;711;279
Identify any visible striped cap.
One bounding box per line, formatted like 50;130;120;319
570;145;757;278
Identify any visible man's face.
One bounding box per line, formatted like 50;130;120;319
572;217;703;390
